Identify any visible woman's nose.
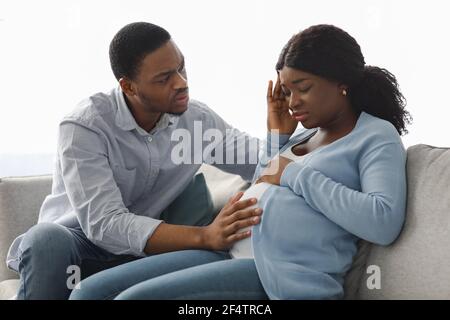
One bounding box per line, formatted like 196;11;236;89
289;94;301;109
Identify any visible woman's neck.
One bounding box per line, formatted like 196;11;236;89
319;109;360;136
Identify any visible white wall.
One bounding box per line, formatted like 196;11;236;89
1;0;449;176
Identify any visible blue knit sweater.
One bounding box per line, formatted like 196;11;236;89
251;111;407;299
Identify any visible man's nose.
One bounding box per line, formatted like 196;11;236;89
173;71;187;90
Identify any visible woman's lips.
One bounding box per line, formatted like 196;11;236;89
291;112;308;122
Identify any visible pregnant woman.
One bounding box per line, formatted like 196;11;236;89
71;24;411;300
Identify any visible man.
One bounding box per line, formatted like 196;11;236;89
6;22;262;299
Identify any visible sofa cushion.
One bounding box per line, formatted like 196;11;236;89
343;239;372;299
161;165;250;226
0;279;19;300
358;144;450;299
197;164;250;213
160;173;215;226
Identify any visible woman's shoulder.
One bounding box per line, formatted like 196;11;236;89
357;111;402;145
353;112;406;162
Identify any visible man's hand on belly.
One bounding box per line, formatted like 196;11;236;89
201;192;263;251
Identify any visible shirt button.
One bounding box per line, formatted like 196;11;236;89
147;136;153;142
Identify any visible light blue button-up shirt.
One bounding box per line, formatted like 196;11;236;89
6;87;259;271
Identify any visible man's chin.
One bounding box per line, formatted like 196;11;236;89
168;110;187;116
169;101;189;115
167;107;187;116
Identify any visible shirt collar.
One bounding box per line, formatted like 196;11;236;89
114;86;179;135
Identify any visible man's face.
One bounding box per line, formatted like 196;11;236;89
125;40;189;115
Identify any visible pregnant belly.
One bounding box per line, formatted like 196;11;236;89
229;182;271;258
252;187;357;272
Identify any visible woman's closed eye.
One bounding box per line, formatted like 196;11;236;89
298;85;312;93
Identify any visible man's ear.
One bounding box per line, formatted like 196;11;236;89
119;78;135;96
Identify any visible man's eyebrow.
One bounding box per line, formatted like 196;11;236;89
153;70;173;78
152;56;185;79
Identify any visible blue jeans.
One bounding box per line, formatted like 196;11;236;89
17;222;137;300
69;250;268;300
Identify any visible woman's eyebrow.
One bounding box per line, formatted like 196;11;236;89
291;78;309;84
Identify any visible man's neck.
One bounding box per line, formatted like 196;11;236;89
124;95;162;132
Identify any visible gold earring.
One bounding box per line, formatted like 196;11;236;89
342;89;347;96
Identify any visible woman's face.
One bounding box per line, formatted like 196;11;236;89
278;66;349;129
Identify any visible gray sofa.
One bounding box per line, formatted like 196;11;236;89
1;144;449;300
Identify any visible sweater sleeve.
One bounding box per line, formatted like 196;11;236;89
280;142;407;245
252;131;291;183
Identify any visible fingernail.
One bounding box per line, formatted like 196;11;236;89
255;208;262;214
253;216;260;222
251;198;257;203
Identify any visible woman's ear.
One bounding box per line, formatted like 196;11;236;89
338;83;349;96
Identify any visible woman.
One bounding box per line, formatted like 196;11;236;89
70;24;411;300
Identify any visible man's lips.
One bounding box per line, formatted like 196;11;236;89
175;93;188;101
174;92;189;105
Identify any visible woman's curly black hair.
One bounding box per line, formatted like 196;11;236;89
276;24;412;135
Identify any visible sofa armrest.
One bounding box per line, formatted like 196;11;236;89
0;175;52;281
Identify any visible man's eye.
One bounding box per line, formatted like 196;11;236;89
157;77;169;84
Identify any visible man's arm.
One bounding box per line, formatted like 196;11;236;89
144;192;262;254
59;120;261;256
59;120;160;256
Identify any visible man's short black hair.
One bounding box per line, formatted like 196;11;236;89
109;22;171;81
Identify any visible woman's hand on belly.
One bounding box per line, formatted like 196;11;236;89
201;192;263;251
256;156;293;186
